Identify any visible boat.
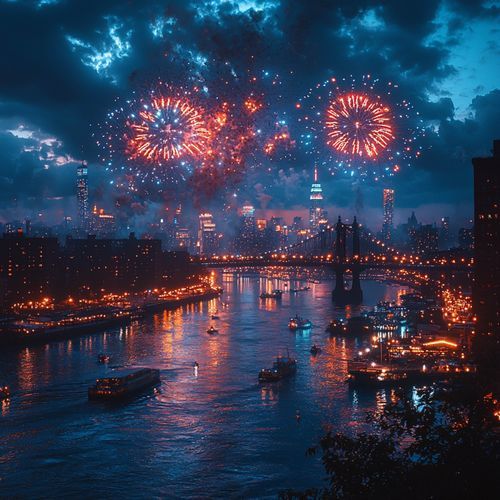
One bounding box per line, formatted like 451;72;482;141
211;314;220;320
88;368;160;400
289;286;311;293
325;319;347;335
288;315;312;330
0;385;11;401
98;354;110;363
310;344;322;355
260;290;283;299
258;355;297;382
207;325;218;334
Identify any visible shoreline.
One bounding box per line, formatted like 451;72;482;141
0;288;222;349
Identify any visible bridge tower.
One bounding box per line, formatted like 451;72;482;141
332;216;363;306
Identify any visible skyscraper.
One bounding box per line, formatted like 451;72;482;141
76;163;90;229
472;140;500;336
382;188;394;241
198;213;217;256
309;166;325;232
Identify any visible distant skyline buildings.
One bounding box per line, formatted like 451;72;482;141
76;163;89;229
382;188;395;241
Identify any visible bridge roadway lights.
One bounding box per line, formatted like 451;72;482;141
331;263;364;306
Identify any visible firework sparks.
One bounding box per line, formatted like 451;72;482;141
296;75;425;180
325;93;394;158
127;96;211;162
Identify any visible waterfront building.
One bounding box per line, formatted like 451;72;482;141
0;231;60;307
64;233;163;294
472;140;500;336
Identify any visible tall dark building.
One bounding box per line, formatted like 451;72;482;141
472;140;500;336
76;163;90;229
382;188;394;241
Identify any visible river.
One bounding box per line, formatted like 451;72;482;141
0;271;410;498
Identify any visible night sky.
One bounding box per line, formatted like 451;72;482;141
0;0;499;229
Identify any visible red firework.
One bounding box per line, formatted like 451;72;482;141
325;93;394;158
126;96;211;162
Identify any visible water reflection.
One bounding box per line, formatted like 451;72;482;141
0;271;410;497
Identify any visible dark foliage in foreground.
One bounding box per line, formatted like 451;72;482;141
281;382;500;499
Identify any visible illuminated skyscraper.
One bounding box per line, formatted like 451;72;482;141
198;213;217;256
309;166;325;231
382;188;394;241
76;163;90;229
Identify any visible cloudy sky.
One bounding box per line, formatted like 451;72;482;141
0;0;499;229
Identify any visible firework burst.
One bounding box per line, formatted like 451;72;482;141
325;93;394;158
126;96;211;162
297;75;424;180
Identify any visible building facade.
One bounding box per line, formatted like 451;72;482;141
76;163;90;230
382;188;394;241
472;140;500;336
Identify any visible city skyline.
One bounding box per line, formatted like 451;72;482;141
0;1;499;229
0;2;498;498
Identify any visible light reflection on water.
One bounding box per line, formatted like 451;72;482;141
0;272;410;497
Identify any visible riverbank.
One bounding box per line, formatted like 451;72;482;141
0;286;222;348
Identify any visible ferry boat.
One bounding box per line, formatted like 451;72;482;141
347;359;476;387
258;355;297;382
288;315;312;330
289;286;311;293
325;319;347;335
88;368;160;400
0;385;11;401
207;325;218;334
260;290;283;299
310;344;322;355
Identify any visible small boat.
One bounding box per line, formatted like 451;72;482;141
211;314;220;320
0;385;11;401
88;368;160;400
290;286;311;293
260;290;283;299
288;315;312;330
207;325;218;334
310;344;322;355
259;354;297;382
325;319;347;335
98;354;110;363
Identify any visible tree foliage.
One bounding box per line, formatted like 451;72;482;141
281;382;500;499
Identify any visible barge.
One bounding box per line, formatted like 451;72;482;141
88;368;160;400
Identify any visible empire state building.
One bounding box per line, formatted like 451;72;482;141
309;166;327;231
